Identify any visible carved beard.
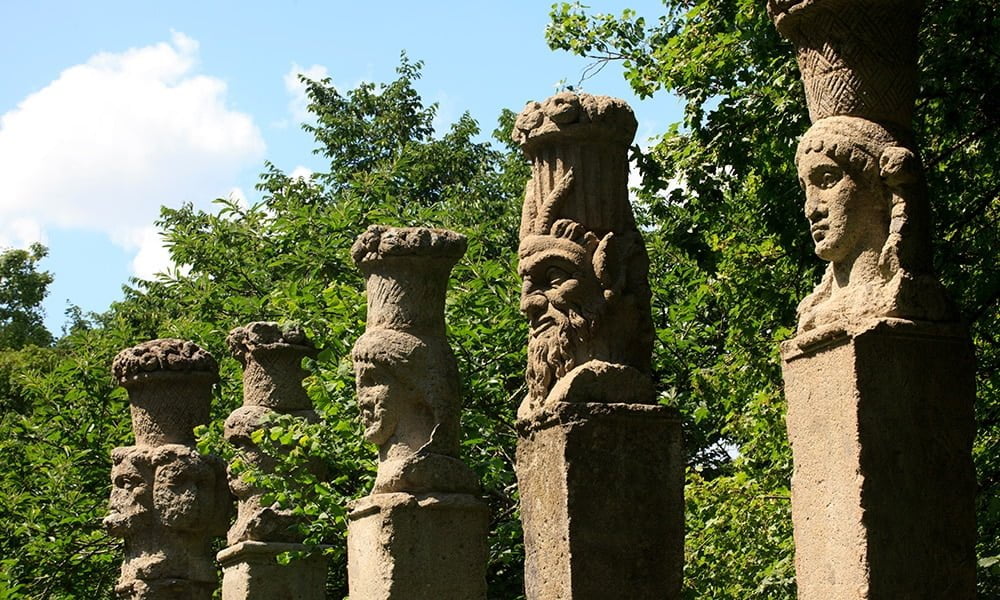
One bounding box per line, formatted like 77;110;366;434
526;305;595;405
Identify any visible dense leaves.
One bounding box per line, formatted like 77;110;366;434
2;3;996;596
549;0;1000;597
0;244;54;349
0;59;529;599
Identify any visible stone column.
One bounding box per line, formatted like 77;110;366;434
105;339;231;600
216;322;328;600
511;93;684;600
769;2;977;598
347;225;488;600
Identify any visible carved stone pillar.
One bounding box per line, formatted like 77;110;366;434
347;226;488;600
511;93;684;599
769;2;977;597
106;339;231;600
217;322;327;600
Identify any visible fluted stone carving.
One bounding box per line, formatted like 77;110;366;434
350;226;478;495
106;339;230;600
223;321;319;545
512;93;683;600
217;321;327;600
347;225;488;600
772;2;977;598
513;91;655;421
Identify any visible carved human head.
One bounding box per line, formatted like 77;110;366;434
795;116;917;264
105;447;155;536
518;219;605;338
518;218;648;403
105;444;225;535
351;329;460;453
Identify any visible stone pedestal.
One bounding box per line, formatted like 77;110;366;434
347;492;489;600
781;319;976;599
218;542;328;600
516;402;684;600
220;322;326;600
106;339;230;600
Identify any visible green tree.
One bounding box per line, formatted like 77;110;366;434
0;243;53;350
0;57;530;599
548;1;1000;597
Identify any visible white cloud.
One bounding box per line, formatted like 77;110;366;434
289;165;314;181
127;226;176;280
0;31;265;276
284;62;329;124
0;217;46;249
228;186;248;209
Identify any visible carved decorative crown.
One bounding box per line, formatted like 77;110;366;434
768;0;922;129
112;339;218;384
513;92;638;151
352;226;467;335
226;321;314;364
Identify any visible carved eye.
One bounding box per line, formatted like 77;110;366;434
814;167;842;190
115;474;143;491
546;266;571;286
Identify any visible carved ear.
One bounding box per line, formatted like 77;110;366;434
594;233;628;296
879;146;918;191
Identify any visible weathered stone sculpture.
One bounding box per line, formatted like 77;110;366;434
771;1;977;598
512;92;684;599
216;322;328;600
106;339;231;600
347;225;488;600
514;92;655;419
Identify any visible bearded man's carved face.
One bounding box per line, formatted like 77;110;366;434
105;449;154;536
518;235;607;404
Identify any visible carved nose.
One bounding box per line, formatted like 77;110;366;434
520;292;546;317
805;196;824;222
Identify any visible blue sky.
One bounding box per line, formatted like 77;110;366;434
0;1;682;334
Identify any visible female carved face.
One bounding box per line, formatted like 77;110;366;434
354;359;401;446
798;150;886;263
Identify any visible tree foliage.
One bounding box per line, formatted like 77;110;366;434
0;57;530;599
548;0;1000;597
2;4;996;597
0;243;53;350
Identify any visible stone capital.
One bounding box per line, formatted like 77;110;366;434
768;0;922;129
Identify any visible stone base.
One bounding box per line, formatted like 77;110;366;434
515;402;684;600
781;319;977;599
347;492;489;600
115;578;214;600
217;541;328;600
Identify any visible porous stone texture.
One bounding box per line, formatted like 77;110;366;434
219;322;327;600
223;322;321;546
217;542;328;600
347;493;489;600
781;319;976;599
768;0;950;332
348;225;487;599
791;116;951;332
112;338;219;447
516;402;684;600
767;0;921;129
227;321;315;411
771;3;977;598
513;92;654;420
351;226;478;495
512;93;683;599
106;339;230;600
